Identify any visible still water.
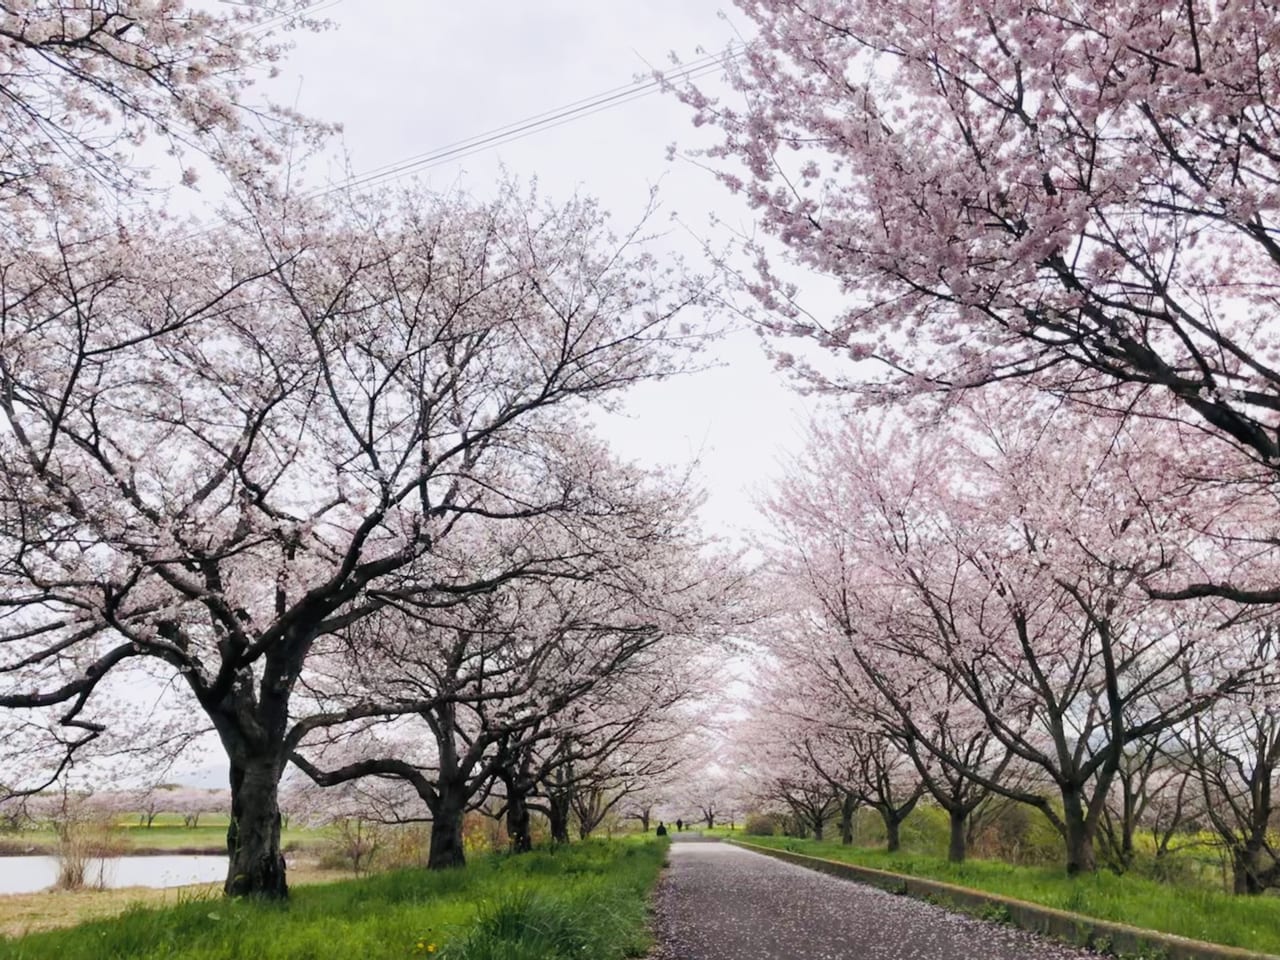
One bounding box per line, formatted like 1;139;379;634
0;856;225;894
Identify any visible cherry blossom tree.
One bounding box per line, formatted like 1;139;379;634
675;754;744;831
622;783;669;833
761;396;1262;872
546;685;707;842
289;463;738;867
169;786;230;829
1176;625;1280;894
1108;734;1209;873
759;574;1010;860
0;179;708;897
1;0;329;216
678;1;1280;480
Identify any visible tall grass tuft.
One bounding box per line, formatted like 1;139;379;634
444;891;588;959
55;818;127;891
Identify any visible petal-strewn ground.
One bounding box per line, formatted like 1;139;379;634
652;839;1096;960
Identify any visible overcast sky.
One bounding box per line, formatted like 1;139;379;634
263;0;822;542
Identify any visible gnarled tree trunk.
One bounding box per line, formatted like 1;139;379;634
548;792;571;844
428;791;467;870
216;665;295;900
225;754;287;898
503;773;533;853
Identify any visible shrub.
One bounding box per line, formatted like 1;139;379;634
319;818;383;875
380;825;432;870
971;802;1062;866
463;811;505;856
744;813;778;837
55;817;126;890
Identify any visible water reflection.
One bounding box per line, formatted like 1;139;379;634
0;856;226;894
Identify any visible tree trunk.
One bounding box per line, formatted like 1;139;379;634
704;811;714;829
428;796;466;870
225;755;287;898
639;810;651;832
1062;786;1097;875
947;807;967;863
839;794;857;846
884;813;901;853
548;794;571;844
1233;841;1267;895
506;788;532;853
426;725;469;870
1119;787;1136;869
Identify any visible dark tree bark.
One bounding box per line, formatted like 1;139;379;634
212;659;296;899
225;755;287;898
501;768;535;853
428;793;467;869
839;792;858;846
948;808;967;864
548;793;571;844
1062;783;1100;876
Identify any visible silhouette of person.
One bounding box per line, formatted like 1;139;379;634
656;821;668;836
676;818;684;832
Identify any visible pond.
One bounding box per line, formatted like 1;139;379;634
0;855;226;895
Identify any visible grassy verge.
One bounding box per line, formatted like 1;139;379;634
0;838;669;960
0;819;323;855
732;835;1280;955
0;861;351;939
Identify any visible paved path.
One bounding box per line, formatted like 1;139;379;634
651;839;1096;960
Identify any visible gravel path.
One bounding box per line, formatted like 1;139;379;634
651;839;1098;960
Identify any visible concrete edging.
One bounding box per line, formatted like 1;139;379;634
727;839;1278;960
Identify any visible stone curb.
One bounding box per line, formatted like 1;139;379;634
728;839;1278;960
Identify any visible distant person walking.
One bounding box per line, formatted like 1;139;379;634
676;818;684;832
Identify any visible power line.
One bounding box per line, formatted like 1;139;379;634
220;0;347;38
170;42;742;241
325;44;743;195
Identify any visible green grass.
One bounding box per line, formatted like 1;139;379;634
0;838;668;960
732;835;1280;955
0;817;323;854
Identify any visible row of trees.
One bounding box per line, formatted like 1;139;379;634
741;395;1280;892
2;785;229;831
0;184;745;893
10;0;1280;906
662;0;1280;899
0;1;746;899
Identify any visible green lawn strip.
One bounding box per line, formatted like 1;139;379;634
0;823;324;855
0;838;668;960
732;836;1280;955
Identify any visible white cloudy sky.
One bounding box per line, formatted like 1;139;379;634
258;0;824;541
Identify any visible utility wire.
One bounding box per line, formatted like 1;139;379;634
325;44;743;195
169;41;742;240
